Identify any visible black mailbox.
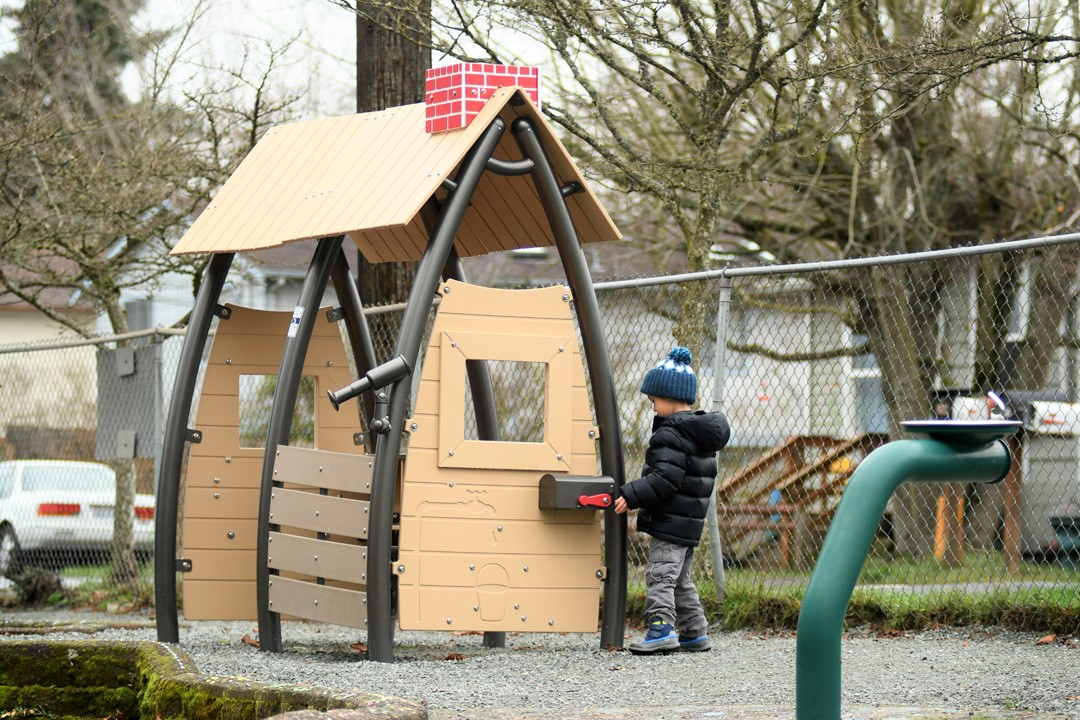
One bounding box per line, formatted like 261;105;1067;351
538;474;616;510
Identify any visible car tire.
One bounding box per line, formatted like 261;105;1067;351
0;525;22;579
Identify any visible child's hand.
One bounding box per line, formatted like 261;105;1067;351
614;496;628;514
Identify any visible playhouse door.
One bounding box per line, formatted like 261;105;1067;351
396;280;605;633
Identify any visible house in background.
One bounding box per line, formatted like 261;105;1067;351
106;241;364;335
0;279;98;448
0;262;97;345
0;242;358;460
464;241;879;450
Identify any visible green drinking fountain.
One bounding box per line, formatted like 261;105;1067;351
795;419;1020;720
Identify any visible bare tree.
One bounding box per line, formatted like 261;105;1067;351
331;0;1080;555
0;0;303;584
724;2;1080;552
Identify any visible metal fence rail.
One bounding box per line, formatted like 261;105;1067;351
1;237;1078;616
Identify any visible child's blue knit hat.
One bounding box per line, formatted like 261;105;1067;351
640;347;697;404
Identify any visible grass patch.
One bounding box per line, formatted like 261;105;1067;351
626;580;802;632
622;543;1079;634
847;586;1080;634
632;581;1080;634
1;560;154;612
859;547;1079;585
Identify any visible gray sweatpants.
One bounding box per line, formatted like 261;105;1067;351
644;537;707;637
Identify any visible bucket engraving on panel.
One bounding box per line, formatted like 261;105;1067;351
475;563;510;621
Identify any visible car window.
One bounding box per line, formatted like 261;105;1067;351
0;464;13;499
21;465;114;493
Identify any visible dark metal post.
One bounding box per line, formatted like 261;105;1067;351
256;236;344;652
443;252;500;444
154;252;234;643
330;248;379;450
367;118;508;662
511;117;627;649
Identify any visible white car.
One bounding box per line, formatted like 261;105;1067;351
0;460;155;577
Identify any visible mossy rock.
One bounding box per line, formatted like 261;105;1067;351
0;640;426;720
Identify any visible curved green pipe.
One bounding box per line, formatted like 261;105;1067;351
795;432;1013;720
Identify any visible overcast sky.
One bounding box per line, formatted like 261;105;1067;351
0;0;359;117
136;0;358;116
0;0;549;118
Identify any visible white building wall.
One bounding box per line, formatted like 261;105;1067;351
0;312;98;433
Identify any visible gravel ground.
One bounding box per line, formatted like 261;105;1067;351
1;609;1078;719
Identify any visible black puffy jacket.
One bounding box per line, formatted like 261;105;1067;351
619;410;731;546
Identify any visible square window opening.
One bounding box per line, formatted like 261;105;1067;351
463;360;546;444
239;374;317;449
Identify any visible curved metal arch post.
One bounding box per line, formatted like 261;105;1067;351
366;118;508;662
155;252;235;644
330;250;379;451
256;235;345;653
512;117;628;649
442;251;500;447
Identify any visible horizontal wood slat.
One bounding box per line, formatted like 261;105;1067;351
268;576;367;629
267;532;368;584
273;445;374;495
269;487;370;537
184;487;260;518
185;549;257;581
183;580;257;620
183;518;258;550
185;456;264;489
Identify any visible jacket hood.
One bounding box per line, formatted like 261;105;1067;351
656;410;730;453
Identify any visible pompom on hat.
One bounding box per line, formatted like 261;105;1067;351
640;347;697;404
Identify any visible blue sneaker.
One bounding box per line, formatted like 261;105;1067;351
628;617;679;654
678;634;712;652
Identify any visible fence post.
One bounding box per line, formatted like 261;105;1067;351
708;274;732;600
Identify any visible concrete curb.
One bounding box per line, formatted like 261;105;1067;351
423;706;1070;719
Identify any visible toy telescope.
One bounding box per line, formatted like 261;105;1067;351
327;354;412;411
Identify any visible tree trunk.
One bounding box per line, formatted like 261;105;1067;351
355;1;429;342
860;265;940;556
968;246;1079;550
1010;245;1080;391
965;254;1019;549
673;190;723;371
103;298;140;588
973;253;1017;391
109;458;139;587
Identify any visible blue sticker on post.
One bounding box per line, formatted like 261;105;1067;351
287;306;304;338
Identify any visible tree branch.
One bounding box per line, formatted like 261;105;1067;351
728;340;871;362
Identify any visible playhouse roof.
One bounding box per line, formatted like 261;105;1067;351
171;87;621;261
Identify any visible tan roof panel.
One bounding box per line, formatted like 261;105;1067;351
172;88;621;261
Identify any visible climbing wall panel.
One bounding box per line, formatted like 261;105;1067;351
181;304;364;620
397;280;604;633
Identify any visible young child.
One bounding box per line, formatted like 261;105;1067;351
614;346;731;654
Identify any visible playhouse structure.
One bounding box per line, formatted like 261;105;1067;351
154;70;628;661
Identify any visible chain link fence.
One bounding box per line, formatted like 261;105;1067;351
0;333;177;598
1;239;1078;617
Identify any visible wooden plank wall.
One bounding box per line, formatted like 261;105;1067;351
181;304;365;620
397;280;604;633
